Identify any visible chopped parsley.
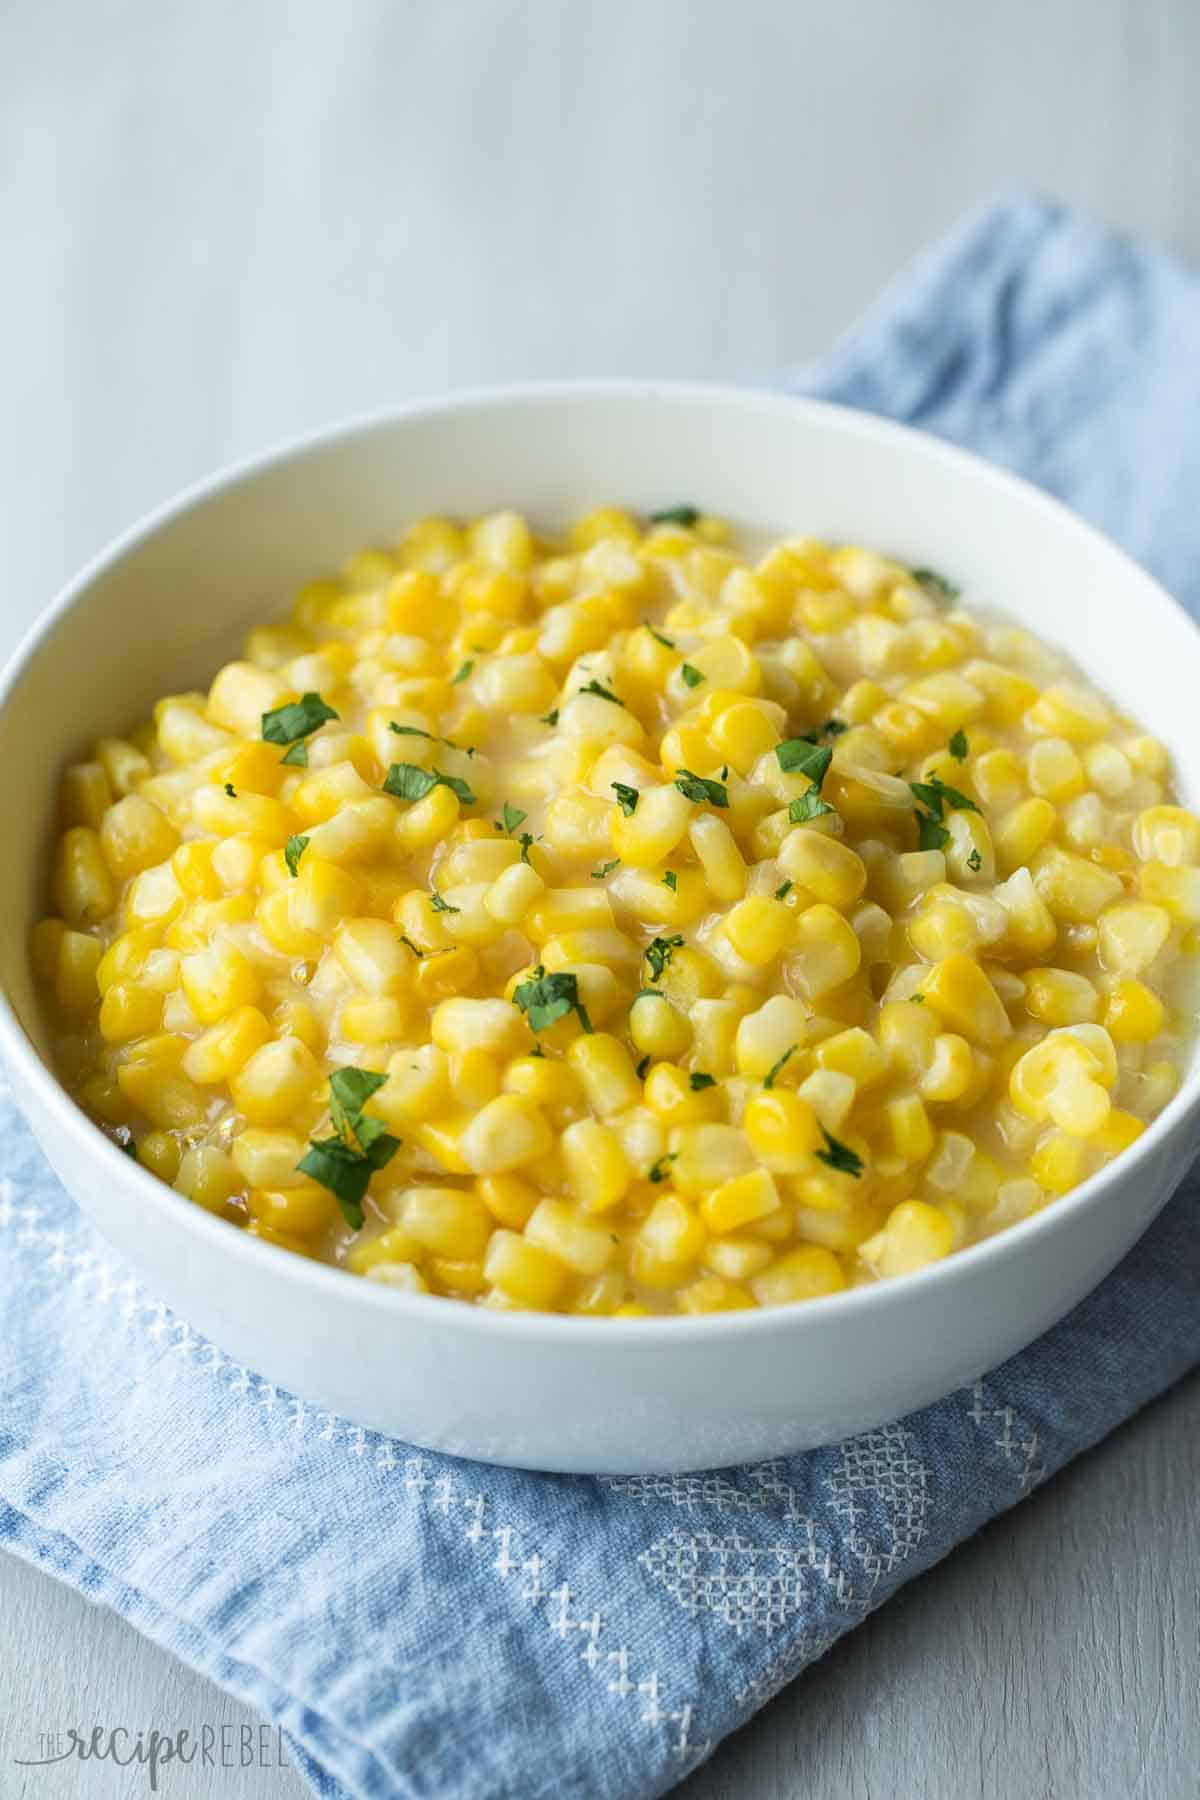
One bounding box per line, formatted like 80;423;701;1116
399;935;425;958
383;762;476;806
644;622;675;648
223;782;237;798
909;775;980;819
689;1071;716;1091
967;847;983;872
298;1068;400;1230
662;871;678;891
911;567;960;602
948;729;969;761
518;832;536;864
284;834;310;878
498;801;528;835
281;741;308;767
389;722;475;757
648;505;699;527
429;892;460;913
591;859;620;880
763;1044;798;1089
775;880;793;900
822;718;849;738
261;692;339;752
578;678;625;706
648;1152;678;1182
675;769;728;807
612;782;640;816
512;965;592;1034
776;739;833;784
789;790;836;824
644;935;685;982
540;708;559;727
916;811;950;851
680;663;704;688
636;1054;651;1080
910;993;926;1004
451;660;474;684
815;1127;864;1178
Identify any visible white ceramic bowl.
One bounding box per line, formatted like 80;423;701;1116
3;382;1199;1475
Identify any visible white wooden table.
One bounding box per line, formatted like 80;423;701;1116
3;3;1199;1794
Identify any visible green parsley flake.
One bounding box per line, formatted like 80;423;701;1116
512;965;592;1034
591;859;620;880
644;622;675;648
967;847;983;872
689;1072;716;1091
815;1127;864;1178
644;935;685;982
680;663;704;688
776;739;833;784
822;719;849;738
612;782;639;816
399;935;425;958
948;729;969;760
540;708;559;727
648;1152;678;1182
451;660;474;685
223;782;237;798
636;1054;651;1080
281;741;309;767
775;880;793;900
648;506;699;527
429;892;460;914
911;567;960;602
675;770;728;807
284;834;310;878
909;775;979;819
518;833;536;864
383;762;476;806
763;1044;798;1089
789;790;836;824
261;691;339;748
298;1068;399;1229
578;678;625;706
662;871;678;891
916;810;950;851
499;801;528;835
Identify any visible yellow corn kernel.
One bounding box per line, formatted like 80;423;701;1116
702;1167;781;1234
449;1047;500;1111
525;1197;615;1274
609;783;694;868
1136;861;1200;923
629;991;692;1060
643;1061;723;1126
458;1095;552;1174
396;1186;492;1259
815;1027;885;1085
675;1276;756;1314
174;1144;242;1214
475;1173;538;1231
53;827;117;925
332;918;412;995
916;954;1011;1047
777;829;867;909
1132;805;1200;868
1023;967;1100;1026
633;1193;706;1282
230;1036;322;1126
96;735;152;794
343;1225;423;1276
135;1130;181;1181
192;786;292;847
687;812;747;902
707;699;777;775
1097;902;1171;977
483;861;545;928
795;1067;855;1132
992;867;1058;956
1103;978;1164;1043
561;1118;631;1212
751;1245;846;1306
1027;736;1085;801
993;797;1057;876
393;780;461;852
703;1235;774;1281
734;995;810;1079
1030;1130;1093;1195
60;762;113;830
741;1089;822;1171
971;747;1025;811
790;904;862;997
502;1056;582;1110
231;1127;309;1190
97;981;162;1044
884;1093;933;1161
116;1058;207;1129
566;1033;642;1118
54;929;104;1015
1025;683;1110;743
481;1230;564;1308
875;849;947;914
414;945;480;1002
1095;1109;1146;1156
179;941;261;1024
862;1200;954;1278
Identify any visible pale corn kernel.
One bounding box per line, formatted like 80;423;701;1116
180;942;261;1024
635;1193;706;1276
676;1277;755;1313
1137;862;1200;923
876;850;946;914
1023;968;1100;1026
561;1118;631;1212
231;1127;309;1189
643;1062;723;1127
55;930;104;1015
994;797;1057;876
777;829;866;908
734;995;811;1079
1097;902;1171;977
484;860;545;927
919;1033;974;1102
1030;1131;1093;1195
916;954;1012;1048
789;904;862;998
230;1037;322;1126
750;1245;846;1306
1027;736;1085;801
796;1068;856;1132
96;734;153;793
1132;805;1200;868
525;1197;614;1274
459;1095;553;1174
54;828;117;925
175;1145;241;1214
98;981;163;1044
704;1235;774;1280
861;1200;953;1278
687;813;747;901
60;762;113;830
567;1033;642;1118
116;1059;207;1129
333;918;413;994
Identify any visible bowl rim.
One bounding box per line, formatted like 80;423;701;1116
3;374;1199;1346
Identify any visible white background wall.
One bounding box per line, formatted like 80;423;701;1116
3;4;1200;1797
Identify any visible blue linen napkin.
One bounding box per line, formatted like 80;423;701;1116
4;194;1200;1800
